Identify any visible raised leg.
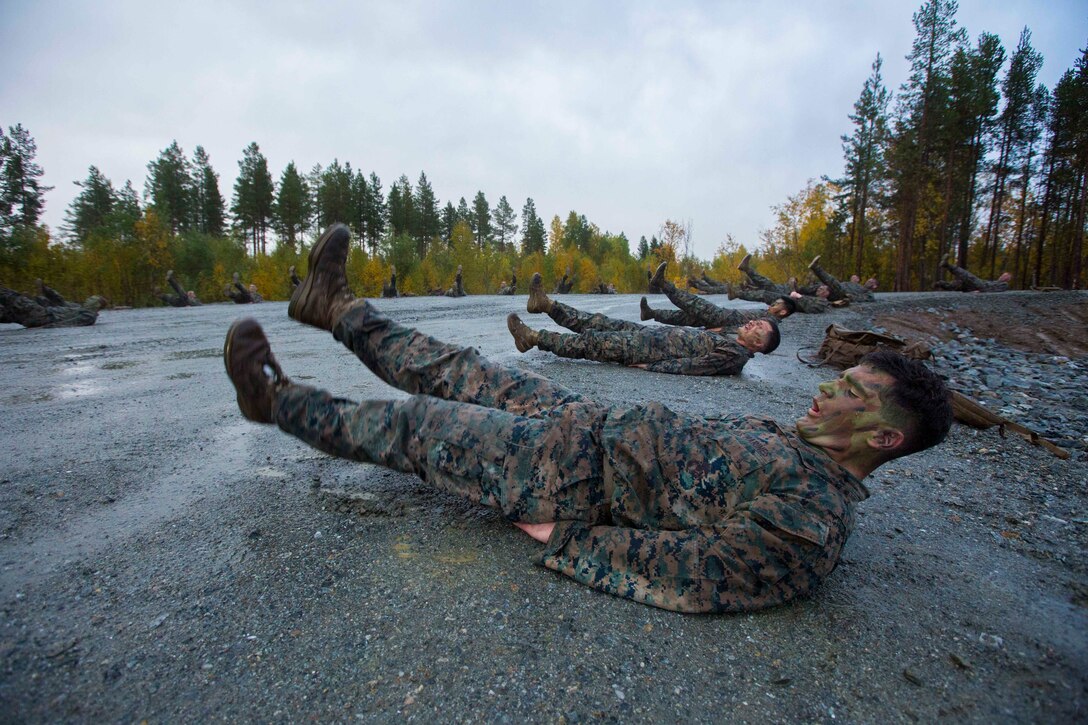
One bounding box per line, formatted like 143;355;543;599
334;302;585;416
808;261;848;301
661;282;738;328
547;300;643;334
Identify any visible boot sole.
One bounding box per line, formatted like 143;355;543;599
288;225;347;327
224;318;273;423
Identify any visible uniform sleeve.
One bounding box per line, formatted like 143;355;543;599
536;499;842;613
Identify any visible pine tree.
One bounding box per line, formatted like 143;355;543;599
191;146;226;236
471;191;491;248
413;172;440;248
350;170;369;241
636;235;650;260
441;201;457;245
231;142;275;255
146;140;194;234
1;123;53;239
983;27;1043;277
456;197;471;226
362;172;386;251
946;32;1005;266
519;198;545;254
315;159;353;230
493;195;517;251
386;175;414;239
274;161;312;250
64;166;116;243
113;180;141;243
838;54;891;275
886;0;965;289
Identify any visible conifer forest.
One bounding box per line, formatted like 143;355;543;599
2;1;1085;306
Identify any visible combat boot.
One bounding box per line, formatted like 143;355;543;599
526;273;552;314
808;255;821;270
288;224;360;330
737;253;751;273
640;296;653;321
507;313;539;352
650;261;667;291
224;318;292;424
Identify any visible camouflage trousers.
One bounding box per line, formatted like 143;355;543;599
941;264;1008;292
0;286;98;328
535;301;717;364
810;262;874;302
743;268;791;297
648;282;757;328
274;302;612;524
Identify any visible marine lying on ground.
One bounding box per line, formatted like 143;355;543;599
553;267;574;294
507;272;779;376
934;255;1012;293
381;266;398;299
445;265;466;298
289;265;302;292
588;282;616;294
1;280;104;328
159;270;202;307
734;254;832;313
808;256;875;303
226;222;954;613
225;272;263;304
497;273;518;296
641;261;796;328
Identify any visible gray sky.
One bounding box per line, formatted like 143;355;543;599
2;0;1084;258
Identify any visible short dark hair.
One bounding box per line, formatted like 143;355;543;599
773;296;797;316
760;317;781;354
860;350;952;456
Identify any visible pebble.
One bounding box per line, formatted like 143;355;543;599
927;324;1088;453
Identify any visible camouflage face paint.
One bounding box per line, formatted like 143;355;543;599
795;366;897;457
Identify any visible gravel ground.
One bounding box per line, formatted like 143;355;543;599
0;290;1085;722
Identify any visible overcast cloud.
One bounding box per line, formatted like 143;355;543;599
2;0;1084;258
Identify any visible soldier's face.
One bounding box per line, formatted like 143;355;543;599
767;300;789;319
795;365;901;454
736;319;772;351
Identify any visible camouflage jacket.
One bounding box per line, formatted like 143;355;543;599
536;409;869;613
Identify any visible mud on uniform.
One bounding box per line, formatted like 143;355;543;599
274;302;868;613
538;300;751;376
647;281;766;329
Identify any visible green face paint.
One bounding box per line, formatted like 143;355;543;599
796;367;896;453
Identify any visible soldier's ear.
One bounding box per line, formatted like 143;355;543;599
868;428;905;452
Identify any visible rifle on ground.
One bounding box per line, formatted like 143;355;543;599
951;391;1070;460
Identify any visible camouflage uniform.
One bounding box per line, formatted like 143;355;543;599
733;286;829;314
0;285;100;328
937;262;1009;292
647;280;765;329
273;302;869;613
809;261;875;302
742;267;792;297
162;274;202;307
537;300;751;376
445;271;466;298
381;271;398;298
497;274;517;295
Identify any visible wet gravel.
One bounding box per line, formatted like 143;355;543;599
0;291;1085;722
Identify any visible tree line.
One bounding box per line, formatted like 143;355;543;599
1;0;1085;306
